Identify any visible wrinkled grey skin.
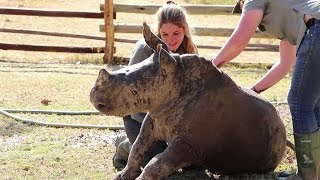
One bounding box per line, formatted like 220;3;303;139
90;22;286;180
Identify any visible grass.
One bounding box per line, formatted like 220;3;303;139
0;60;297;179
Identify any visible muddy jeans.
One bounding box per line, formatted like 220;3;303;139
288;19;320;134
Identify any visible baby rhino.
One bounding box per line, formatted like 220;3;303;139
90;22;286;180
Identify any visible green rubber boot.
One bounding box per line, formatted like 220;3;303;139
277;130;320;180
294;130;320;180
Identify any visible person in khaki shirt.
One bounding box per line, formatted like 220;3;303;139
212;0;320;179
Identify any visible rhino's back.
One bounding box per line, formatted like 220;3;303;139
176;78;286;174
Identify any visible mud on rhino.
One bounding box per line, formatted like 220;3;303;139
90;22;287;180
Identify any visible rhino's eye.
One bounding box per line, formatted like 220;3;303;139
131;89;139;96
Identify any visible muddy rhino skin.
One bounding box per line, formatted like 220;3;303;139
90;22;287;180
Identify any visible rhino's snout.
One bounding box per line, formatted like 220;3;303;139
90;86;112;113
91;94;112;113
95;102;112;113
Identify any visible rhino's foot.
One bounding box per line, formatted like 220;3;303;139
135;137;195;180
135;171;160;180
114;166;141;180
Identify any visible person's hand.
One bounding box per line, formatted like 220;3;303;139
250;86;260;94
211;59;222;68
241;87;259;96
250;86;266;94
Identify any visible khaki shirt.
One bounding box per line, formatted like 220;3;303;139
293;0;320;20
292;0;320;47
243;0;306;48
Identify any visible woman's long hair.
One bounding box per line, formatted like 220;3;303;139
152;2;199;54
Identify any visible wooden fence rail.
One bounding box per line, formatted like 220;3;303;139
0;3;278;64
0;7;104;18
0;6;106;54
99;25;273;38
0;28;105;41
0;43;104;53
100;4;234;15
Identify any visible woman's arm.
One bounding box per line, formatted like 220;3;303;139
251;39;296;93
212;9;263;68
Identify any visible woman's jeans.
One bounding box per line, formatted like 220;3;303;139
288;19;320;134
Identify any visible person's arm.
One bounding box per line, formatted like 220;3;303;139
212;9;263;68
250;39;296;93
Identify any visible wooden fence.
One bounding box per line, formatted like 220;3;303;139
101;1;277;63
0;2;278;64
0;6;106;53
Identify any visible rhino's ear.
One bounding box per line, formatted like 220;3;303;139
156;44;177;71
96;69;109;87
143;21;169;52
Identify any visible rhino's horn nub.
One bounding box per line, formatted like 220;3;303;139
156;44;162;53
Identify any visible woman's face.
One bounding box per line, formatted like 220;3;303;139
159;23;185;52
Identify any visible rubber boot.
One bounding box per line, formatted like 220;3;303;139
112;133;130;169
277;130;320;180
295;130;320;180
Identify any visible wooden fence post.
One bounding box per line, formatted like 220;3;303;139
103;0;114;64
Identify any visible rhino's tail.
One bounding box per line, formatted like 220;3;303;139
286;139;295;151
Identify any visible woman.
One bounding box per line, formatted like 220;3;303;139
113;1;198;169
212;0;319;179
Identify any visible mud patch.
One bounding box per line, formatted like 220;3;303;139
64;130;121;148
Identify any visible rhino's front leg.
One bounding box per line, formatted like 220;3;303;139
136;137;195;180
115;114;156;180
